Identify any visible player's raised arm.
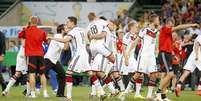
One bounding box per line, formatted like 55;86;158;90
172;24;199;32
49;35;72;43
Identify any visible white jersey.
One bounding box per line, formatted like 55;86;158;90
87;19;109;44
138;27;158;57
191;35;201;58
68;27;87;56
123;32;137;58
183;35;201;72
44;34;64;64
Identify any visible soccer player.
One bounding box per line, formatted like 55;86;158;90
86;13;116;100
44;24;68;97
89;19;118;99
49;16;91;101
175;35;201;97
2;39;30;96
118;22;140;100
156;17;199;101
87;12;115;64
18;16;49;98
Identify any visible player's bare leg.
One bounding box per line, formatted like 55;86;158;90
29;73;36;98
175;70;191;97
40;73;49;98
157;71;174;100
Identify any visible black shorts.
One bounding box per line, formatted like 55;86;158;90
172;64;181;75
158;52;173;72
28;56;46;74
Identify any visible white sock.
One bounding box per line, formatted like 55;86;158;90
31;91;36;97
117;79;125;91
43;89;48;95
26;82;31;95
125;82;133;94
107;82;116;94
66;82;73;99
91;84;96;95
198;85;201;90
135;83;142;96
4;77;16;92
93;80;105;95
147;86;154;98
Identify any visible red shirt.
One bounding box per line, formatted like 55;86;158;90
18;26;47;56
159;26;173;53
116;39;123;53
172;40;182;64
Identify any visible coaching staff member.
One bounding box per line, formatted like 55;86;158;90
156;17;199;100
18;16;49;98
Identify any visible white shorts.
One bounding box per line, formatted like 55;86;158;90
184;53;201;72
16;46;27;75
120;55;137;75
68;51;90;73
137;55;158;74
90;43;112;57
111;53;123;72
87;54;112;75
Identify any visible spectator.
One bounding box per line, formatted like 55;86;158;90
8;40;18;52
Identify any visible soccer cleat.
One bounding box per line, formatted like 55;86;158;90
2;91;8;96
155;93;163;101
118;92;126;101
100;94;107;101
29;94;36;98
64;97;72;101
43;93;49;98
196;90;201;96
36;88;40;95
134;95;145;99
163;98;172;101
175;84;181;97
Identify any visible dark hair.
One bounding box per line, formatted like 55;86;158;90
99;16;107;21
68;16;77;25
57;24;65;33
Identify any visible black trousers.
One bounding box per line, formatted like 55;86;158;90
45;59;65;96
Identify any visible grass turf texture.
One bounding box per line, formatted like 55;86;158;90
0;86;201;101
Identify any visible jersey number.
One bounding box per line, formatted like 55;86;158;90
90;25;98;34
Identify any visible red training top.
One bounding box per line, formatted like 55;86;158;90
172;40;182;65
18;25;47;56
159;25;173;54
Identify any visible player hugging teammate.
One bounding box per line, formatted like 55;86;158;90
1;12;201;101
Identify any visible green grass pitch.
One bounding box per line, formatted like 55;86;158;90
0;86;201;101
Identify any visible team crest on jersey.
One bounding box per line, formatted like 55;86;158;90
146;29;156;38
